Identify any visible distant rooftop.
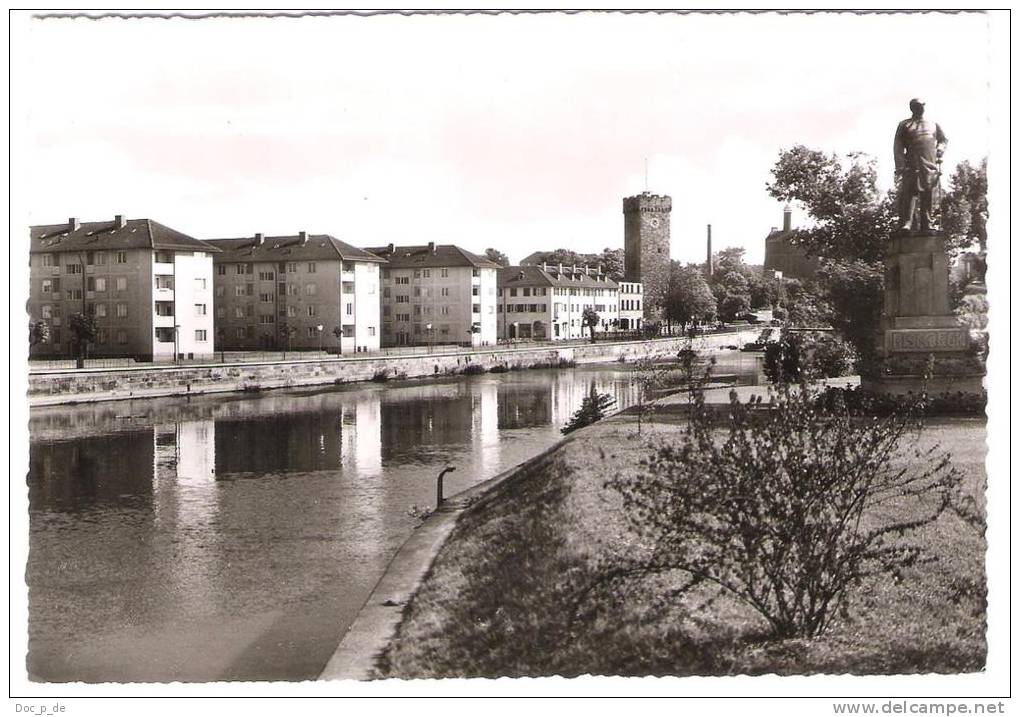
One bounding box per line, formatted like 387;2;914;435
498;263;619;290
31;217;217;253
366;243;500;270
205;233;387;263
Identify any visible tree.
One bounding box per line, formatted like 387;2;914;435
29;320;50;347
68;312;98;366
941;158;988;254
766;146;896;264
596;385;962;639
715;271;751;322
484;248;510;267
561;381;616;435
597;248;625;282
581;307;599;343
664;265;717;330
524;248;624;281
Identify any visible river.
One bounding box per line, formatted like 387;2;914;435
25;353;763;682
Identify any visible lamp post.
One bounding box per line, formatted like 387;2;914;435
173;324;180;364
316;324;324;355
425;323;432;353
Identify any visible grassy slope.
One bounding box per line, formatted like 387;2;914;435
377;416;987;679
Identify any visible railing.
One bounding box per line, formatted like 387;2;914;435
26;327;755;373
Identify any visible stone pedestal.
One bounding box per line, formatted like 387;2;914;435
861;232;985;398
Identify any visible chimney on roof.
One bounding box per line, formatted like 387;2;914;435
542;262;547;272
557;263;562;273
299;231;309;244
428;241;436;254
254;233;265;246
69;217;80;232
387;243;395;254
584;265;590;275
114;215;126;229
783;205;793;232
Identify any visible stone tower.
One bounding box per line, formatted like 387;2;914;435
623;191;672;320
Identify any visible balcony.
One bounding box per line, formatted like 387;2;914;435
154;287;174;301
154;262;174;274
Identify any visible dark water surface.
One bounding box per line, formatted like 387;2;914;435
27;364;672;682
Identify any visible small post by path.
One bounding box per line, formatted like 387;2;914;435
437;466;456;508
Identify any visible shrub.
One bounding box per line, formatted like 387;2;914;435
371;369;391;382
561;381;616;435
597;385;962;640
763;330;857;383
462;364;486;375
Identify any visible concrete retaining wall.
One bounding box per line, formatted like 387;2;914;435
28;331;759;406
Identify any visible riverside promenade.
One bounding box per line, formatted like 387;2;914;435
27;330;759;407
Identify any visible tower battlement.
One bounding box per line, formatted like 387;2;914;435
623;193;672;214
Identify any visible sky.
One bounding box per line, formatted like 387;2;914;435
17;11;993;265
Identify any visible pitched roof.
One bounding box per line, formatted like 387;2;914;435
498;264;619;290
30;218;218;253
365;244;500;269
205;234;387;264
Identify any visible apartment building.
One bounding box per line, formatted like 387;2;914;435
205;232;385;353
28;216;217;361
366;243;499;347
497;264;623;341
617;281;644;331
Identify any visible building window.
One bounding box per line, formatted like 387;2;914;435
342;281;355;293
441;287;450;297
472;303;481;314
307;305;317;317
259;314;274;325
116;304;129;317
96;329;107;344
383;287;391;298
286;305;297;318
368;327;376;336
195;278;207;290
395;276;409;285
259;292;274;302
41;279;52;293
234;307;244;318
95;304;107;318
472;286;480;296
258;271;274;281
94;277;107;292
307;262;317;273
413;270;421;278
441;306;450;315
195;330;208;342
66;288;82;300
218;265;226;275
235;264;246;275
42;254;54;267
342;326;355;338
41;305;52;319
288;263;298;273
195;303;207;316
235;327;246;339
472;268;480;277
234;286;245;297
116;277;127;291
441;268;449;278
95;251;107;266
216;286;225;297
156;276;174;290
117;251;128;264
217;307;225;318
66;263;82;274
117;330;128;344
345;303;353;316
305;283;317;296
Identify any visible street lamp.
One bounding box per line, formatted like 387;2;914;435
316;324;324;354
425;323;432;353
173;324;180;364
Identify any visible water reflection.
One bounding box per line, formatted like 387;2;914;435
26;358;754;681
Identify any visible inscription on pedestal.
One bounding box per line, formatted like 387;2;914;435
886;328;968;352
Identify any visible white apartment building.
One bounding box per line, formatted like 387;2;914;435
29;216;218;361
367;243;499;347
497;264;625;341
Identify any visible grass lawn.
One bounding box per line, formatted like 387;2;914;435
376;412;987;679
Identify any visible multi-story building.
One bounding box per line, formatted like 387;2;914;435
205;232;386;353
764;206;819;281
29;216;217;361
617;281;644;331
623;191;672;320
366;243;499;347
497;264;621;341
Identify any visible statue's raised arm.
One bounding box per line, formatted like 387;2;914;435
894;98;947;233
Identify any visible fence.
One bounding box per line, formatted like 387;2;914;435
27;326;754;373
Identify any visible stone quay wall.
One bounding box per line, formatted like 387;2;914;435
27;331;759;406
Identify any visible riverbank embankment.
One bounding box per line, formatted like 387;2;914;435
343;386;986;680
28;331;758;406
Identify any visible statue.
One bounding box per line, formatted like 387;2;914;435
893;98;947;233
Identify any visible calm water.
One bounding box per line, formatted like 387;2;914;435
28;363;687;682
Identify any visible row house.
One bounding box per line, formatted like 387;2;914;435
205;232;385;353
366;243;499;347
29;216;217;361
497;264;635;341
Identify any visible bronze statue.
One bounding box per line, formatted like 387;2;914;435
894;98;947;233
